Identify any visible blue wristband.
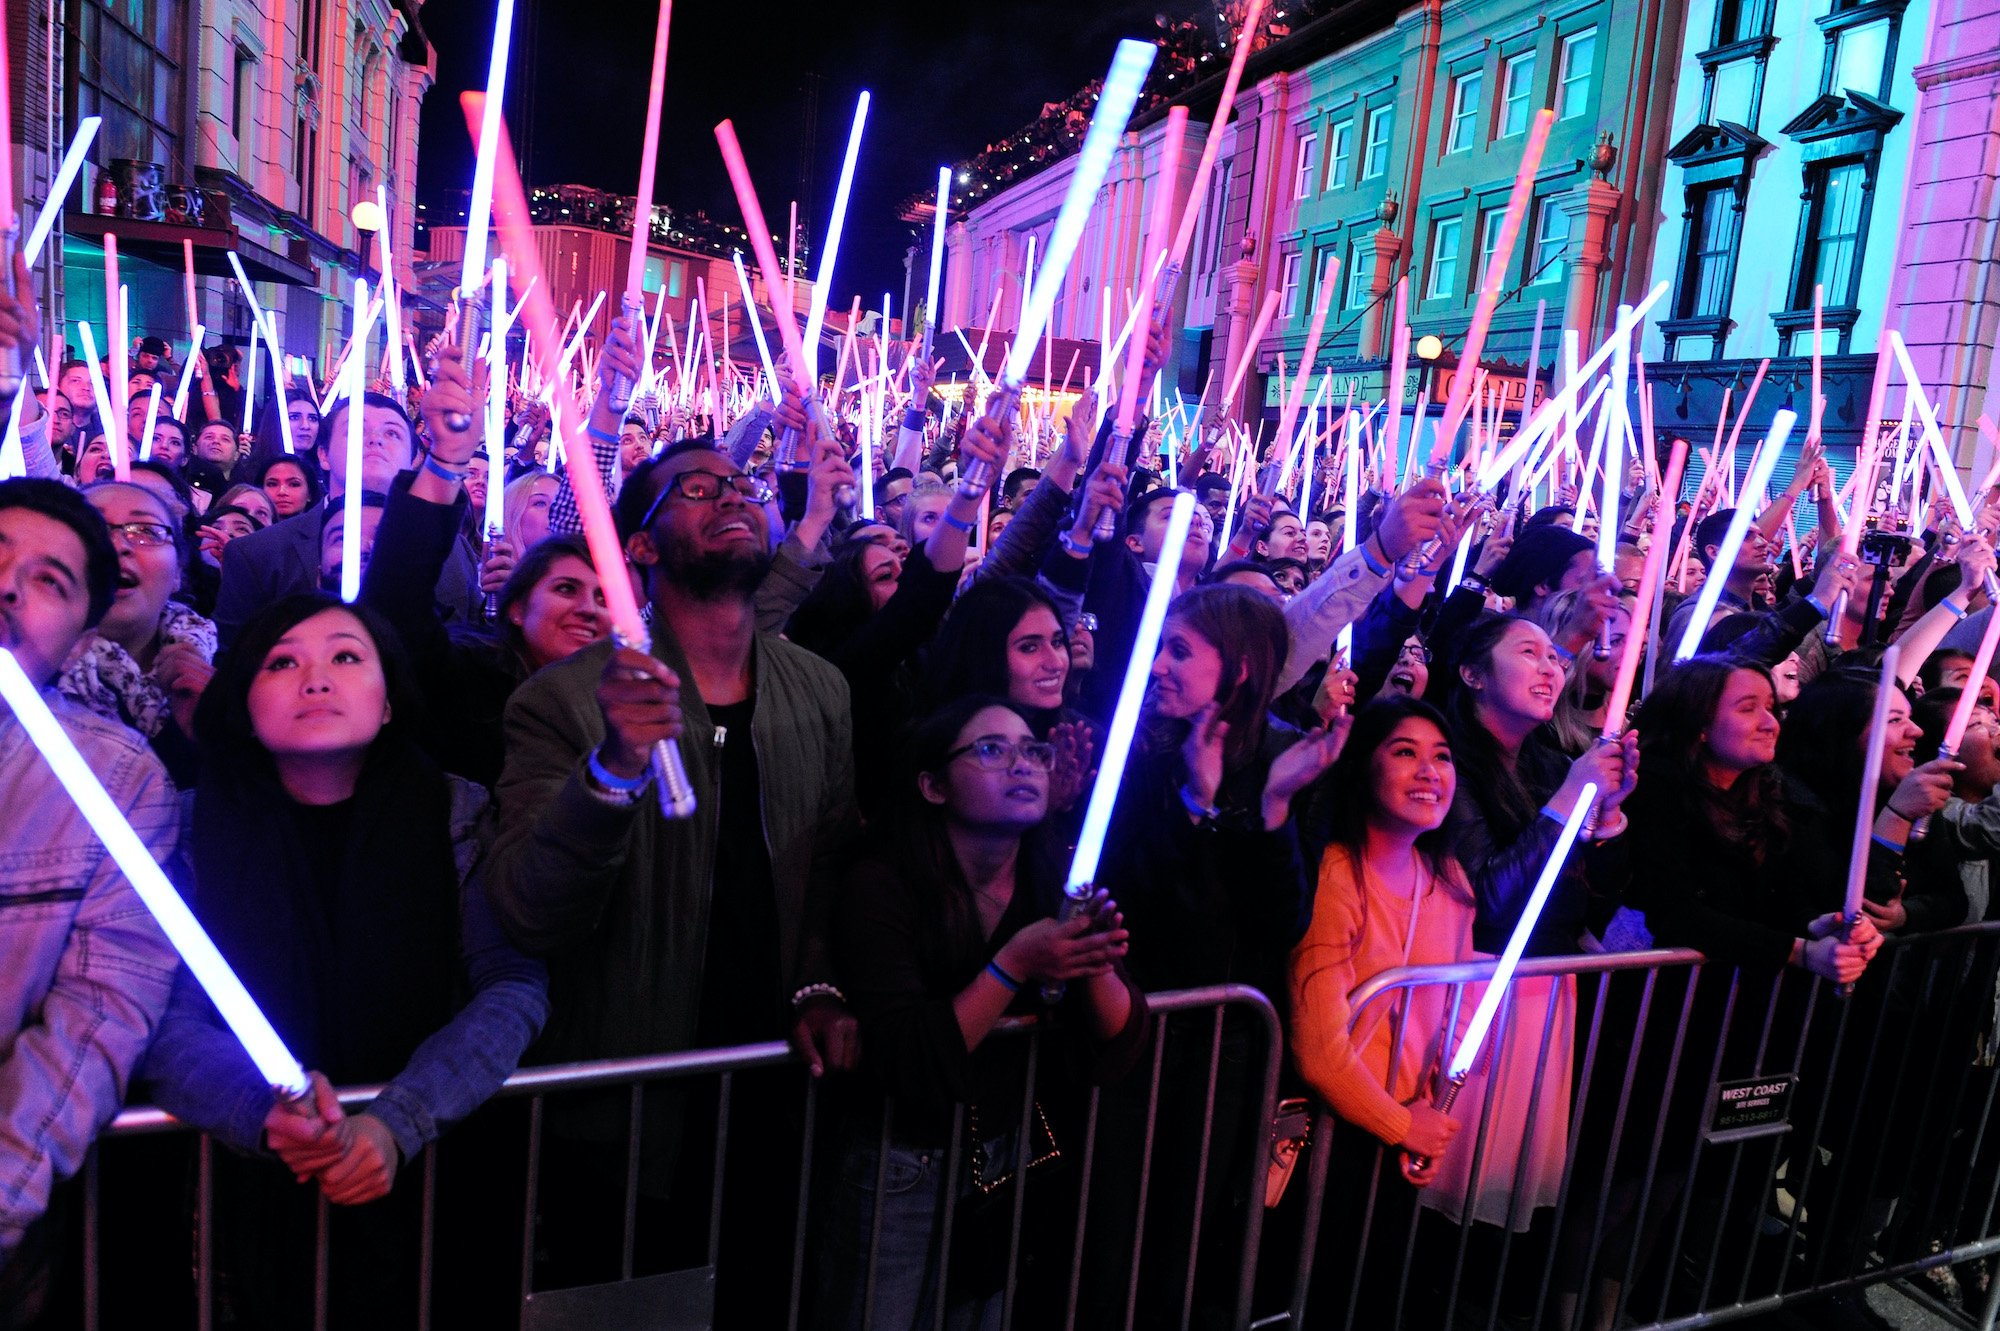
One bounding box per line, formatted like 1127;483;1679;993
1551;640;1577;664
587;747;649;793
902;409;927;433
422;453;469;482
586;424;619;444
985;959;1021;992
942;510;977;532
1805;593;1834;619
1359;542;1391;577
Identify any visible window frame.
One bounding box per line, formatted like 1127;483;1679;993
1530;196;1572;286
1294;129;1320;200
1795;157;1870;311
1500;51;1538;139
1425;217;1464;300
1678;184;1742;320
1557;28;1598;122
1279;250;1304;318
1448;69;1485;154
1362;105;1394;180
1327;119;1354;190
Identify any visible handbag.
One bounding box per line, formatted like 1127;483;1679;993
1265;1097;1314;1208
968;1099;1061;1194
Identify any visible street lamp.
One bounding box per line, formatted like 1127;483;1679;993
352;199;386;238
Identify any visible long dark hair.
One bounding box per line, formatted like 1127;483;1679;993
785;541;887;658
254;452;324;507
1146;583;1288;772
1446;611;1548;831
1632;657;1791;865
882;695;1059;973
1778;666;1897;825
196;593;420;790
921;576;1066;712
494;533;598;665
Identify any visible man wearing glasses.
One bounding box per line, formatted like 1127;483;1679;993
485;319;860;1321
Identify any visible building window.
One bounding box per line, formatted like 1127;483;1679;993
1363;106;1394;179
1500;52;1537;138
1327;120;1354;190
1679;186;1741;319
1425;218;1463;299
1476;210;1506;288
1557;29;1597;121
1798;160;1868;307
1294;131;1319;200
231;47;253;142
1194;164;1234;291
1448;71;1484;153
1279;251;1304;317
1714;0;1766;45
1531;196;1571;284
667;260;685;300
71;0;188;172
1347;243;1376;309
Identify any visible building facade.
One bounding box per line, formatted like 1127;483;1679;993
19;0;432;382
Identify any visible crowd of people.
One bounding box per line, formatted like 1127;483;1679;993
0;252;1996;1331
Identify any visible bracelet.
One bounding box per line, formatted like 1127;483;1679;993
1551;640;1577;664
586;747;649;794
1359;541;1391;578
1804;593;1832;619
941;509;976;532
985;959;1022;993
1059;529;1094;558
902;409;927;433
1180;783;1221;821
791;982;847;1011
1945;598;1971;621
1459;572;1490;595
586;424;619;445
421;453;470;482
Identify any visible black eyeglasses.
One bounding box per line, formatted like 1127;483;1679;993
639;469;775;530
1397;642;1433;664
105;521;178;549
945;737;1057;773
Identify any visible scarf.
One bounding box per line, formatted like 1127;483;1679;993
57;602;217;738
190;736;462;1084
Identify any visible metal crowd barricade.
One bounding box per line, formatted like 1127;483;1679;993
78;984;1282;1331
1259;922;2000;1331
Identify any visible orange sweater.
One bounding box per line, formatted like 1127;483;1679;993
1288;844;1478;1147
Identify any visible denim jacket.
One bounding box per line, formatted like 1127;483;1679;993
0;698;180;1257
139;777;549;1162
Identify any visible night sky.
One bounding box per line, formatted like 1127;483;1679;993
416;0;1208;310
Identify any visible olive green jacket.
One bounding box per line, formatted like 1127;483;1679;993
485;625;857;1078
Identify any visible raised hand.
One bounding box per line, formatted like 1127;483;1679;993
594;645;684;782
1048;720;1098;814
1263;717;1351;830
1181;702;1229;815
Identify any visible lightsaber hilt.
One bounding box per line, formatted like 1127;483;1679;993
774;424;806;472
956;379;1021;500
611;627;699;821
1824;587;1848;645
1040;891;1089;1006
1155;260;1184;313
1595;620;1614;661
1836;909;1864;1000
1406;1071;1469;1174
602;290;644;414
1402;470;1482;576
443;291;486;433
481;521;501;623
0;224;22;398
1092;427;1135;541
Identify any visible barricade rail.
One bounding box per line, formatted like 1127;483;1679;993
78;984;1283;1331
67;926;2000;1329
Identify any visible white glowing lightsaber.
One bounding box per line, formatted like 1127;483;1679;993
136;384;161;461
922;166;950;361
0;648;309;1097
260;310;294;456
21;117;100;264
801;92;871;382
0;388;28;479
1674;410;1794;660
485;259;508;537
1444;787;1596;1084
1065;492;1196;899
73;321;117;467
462;0;517;293
730;252;780;404
340;278;374;604
378;187;405;395
964;39;1153;497
170;323;205;420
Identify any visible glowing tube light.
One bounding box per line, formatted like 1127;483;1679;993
1444;787;1596;1083
801;92;871;381
169;324;205;421
1065;491;1195;898
462;0;518;291
485;259;508;538
730;252;780;404
923;166;950;360
21;117;100;264
340;279;373;604
1675;410;1794;661
0;648;308;1096
74;321;118;474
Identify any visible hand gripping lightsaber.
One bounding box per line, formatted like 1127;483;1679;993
0;649;310;1098
959;39;1155;502
1891;331;2000;608
1049;492;1198;1004
1409;786;1596;1173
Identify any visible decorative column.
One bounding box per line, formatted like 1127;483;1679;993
1555;177;1623;348
1358;205;1403;360
1215;232;1262;426
942;220;974;334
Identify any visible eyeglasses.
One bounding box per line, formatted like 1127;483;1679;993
946;737;1057;773
639;469;775;529
1397;642;1433;664
106;521;177;549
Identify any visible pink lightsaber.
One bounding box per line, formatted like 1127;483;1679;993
465;92;697;822
1276;253;1340;494
1604;439;1689;735
608;0;674;408
1843;647;1901;927
1161;0;1267;294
